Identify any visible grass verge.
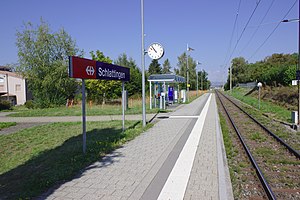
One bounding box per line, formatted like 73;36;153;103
227;88;291;123
0;122;16;130
7;104;161;117
0;120;152;199
218;112;238;188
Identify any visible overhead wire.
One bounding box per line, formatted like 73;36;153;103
222;0;242;69
239;0;275;55
248;0;298;60
225;0;262;68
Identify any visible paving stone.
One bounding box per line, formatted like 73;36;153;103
64;191;86;199
184;94;219;200
81;193;104;200
39;94;233;200
48;190;69;198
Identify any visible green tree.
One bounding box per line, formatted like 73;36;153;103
232;57;248;85
16;20;82;108
162;59;172;74
114;53;142;96
283;65;297;86
198;70;210;90
148;59;162;74
224;53;299;90
85;50;122;104
175;52;197;90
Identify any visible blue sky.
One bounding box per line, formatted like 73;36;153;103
0;0;298;83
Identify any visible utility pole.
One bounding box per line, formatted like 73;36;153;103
196;71;198;96
141;0;146;127
282;9;300;125
201;70;203;91
230;64;232;93
186;44;195;101
298;1;300;125
196;61;201;96
186;46;189;102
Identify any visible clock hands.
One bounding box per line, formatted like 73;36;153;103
147;43;164;60
151;45;157;53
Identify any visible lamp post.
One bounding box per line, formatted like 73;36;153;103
186;44;195;102
230;64;232;93
257;82;262;109
186;46;189;102
196;69;198;96
201;69;203;91
282;17;300;125
196;61;201;96
141;0;146;127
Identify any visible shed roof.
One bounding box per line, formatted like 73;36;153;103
148;74;185;83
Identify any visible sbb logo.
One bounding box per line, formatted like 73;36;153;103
86;66;95;76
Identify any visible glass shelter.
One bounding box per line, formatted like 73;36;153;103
148;74;186;109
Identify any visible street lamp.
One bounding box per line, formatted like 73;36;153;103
282;17;300;125
186;44;195;102
196;61;201;96
257;82;262;109
201;69;203;91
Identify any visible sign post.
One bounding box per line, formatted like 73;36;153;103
122;82;125;131
69;56;130;154
81;79;86;154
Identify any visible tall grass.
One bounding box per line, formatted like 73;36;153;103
227;88;292;122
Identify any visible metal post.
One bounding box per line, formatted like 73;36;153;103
257;82;262;110
201;69;203;91
229;65;232;92
150;81;152;109
298;1;300;125
178;85;180;103
163;82;166;110
82;79;86;154
259;86;261;110
141;0;146;127
196;71;198;96
154;83;157;108
122;82;125;131
6;74;9;101
186;50;189;102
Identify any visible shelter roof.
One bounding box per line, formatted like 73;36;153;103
148;74;185;83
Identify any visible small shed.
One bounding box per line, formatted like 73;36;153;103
0;70;27;105
148;74;186;109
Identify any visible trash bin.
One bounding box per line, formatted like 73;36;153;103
181;90;186;103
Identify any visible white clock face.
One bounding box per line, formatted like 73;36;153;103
147;43;164;60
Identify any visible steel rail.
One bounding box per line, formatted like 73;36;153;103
218;91;300;159
216;91;276;200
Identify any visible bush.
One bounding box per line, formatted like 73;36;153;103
24;100;35;109
0;100;12;111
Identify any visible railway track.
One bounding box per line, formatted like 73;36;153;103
216;90;300;200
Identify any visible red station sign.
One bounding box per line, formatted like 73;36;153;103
69;56;130;81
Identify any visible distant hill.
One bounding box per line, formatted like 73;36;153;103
211;81;224;88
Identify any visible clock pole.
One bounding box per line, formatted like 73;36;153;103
186;44;189;102
141;0;146;127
